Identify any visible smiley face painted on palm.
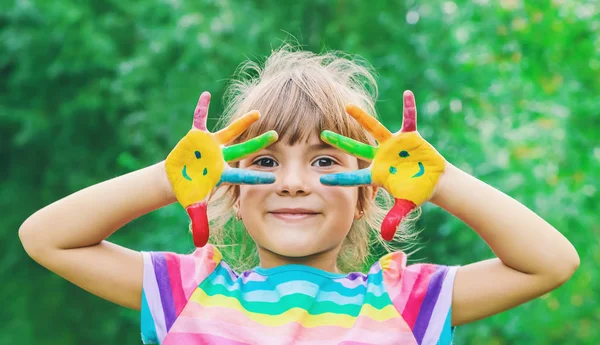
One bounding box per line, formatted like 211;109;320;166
371;131;444;203
165;91;278;247
319;90;445;241
166;131;224;208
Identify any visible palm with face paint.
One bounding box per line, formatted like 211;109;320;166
165;91;278;247
321;90;446;241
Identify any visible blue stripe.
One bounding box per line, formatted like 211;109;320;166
205;265;389;298
436;309;455;345
140;290;158;344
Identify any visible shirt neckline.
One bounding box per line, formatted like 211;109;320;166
253;264;350;279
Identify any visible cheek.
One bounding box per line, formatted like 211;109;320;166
324;186;360;210
238;185;267;211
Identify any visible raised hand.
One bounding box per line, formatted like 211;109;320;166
165;91;278;247
320;91;445;241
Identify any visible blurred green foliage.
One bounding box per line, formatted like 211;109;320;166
2;0;599;344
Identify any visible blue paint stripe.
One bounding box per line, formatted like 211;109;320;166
320;168;372;186
218;168;275;185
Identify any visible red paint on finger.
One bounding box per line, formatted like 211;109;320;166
187;202;210;247
381;198;416;241
193;92;211;131
401;90;417;132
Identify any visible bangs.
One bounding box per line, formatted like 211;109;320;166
233;74;373;148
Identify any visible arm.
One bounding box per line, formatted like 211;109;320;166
19;161;176;310
19;92;277;311
431;163;580;326
319;91;579;327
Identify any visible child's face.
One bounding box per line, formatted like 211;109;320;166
237;131;361;260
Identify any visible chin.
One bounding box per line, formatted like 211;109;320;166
262;231;324;258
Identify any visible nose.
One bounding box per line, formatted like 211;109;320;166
276;165;310;197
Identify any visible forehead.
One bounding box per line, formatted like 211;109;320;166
227;75;375;150
266;130;328;151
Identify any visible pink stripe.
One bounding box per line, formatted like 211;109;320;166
165;332;248;345
179;252;200;299
165;254;186;315
382;253;413;307
182;246;220;297
401;264;437;329
175;303;415;343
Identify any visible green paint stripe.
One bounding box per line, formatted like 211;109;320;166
223;131;278;162
321;130;376;160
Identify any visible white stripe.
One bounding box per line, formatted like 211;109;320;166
142;252;168;343
421;266;459;345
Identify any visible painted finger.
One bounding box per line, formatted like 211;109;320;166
320;168;372;186
380;198;417;241
218;168;276;185
214;111;261;145
222;130;278;162
345;104;392;143
193;91;211;131
401;90;417;132
321;130;377;161
186;201;210;247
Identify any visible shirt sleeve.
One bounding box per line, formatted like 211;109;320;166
380;252;459;345
140;244;222;344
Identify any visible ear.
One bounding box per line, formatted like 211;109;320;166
354;207;364;220
354;193;365;221
371;186;378;200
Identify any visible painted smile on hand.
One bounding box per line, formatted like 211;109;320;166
389;150;425;178
182;151;209;181
319;91;445;241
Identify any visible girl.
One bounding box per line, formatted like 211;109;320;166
19;48;579;345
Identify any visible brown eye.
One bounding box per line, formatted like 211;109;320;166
312;157;335;167
254;157;278;167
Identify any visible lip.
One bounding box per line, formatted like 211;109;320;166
269;208;320;222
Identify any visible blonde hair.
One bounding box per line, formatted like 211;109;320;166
205;46;419;273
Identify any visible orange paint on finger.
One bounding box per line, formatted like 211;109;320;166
345;105;392;143
214;111;260;145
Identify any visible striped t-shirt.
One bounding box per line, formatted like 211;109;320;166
141;244;458;345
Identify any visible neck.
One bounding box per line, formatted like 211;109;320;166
257;245;343;274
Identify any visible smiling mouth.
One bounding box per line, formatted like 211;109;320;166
269;209;320;222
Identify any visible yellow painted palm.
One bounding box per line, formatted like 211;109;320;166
165;92;278;247
321;91;445;241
